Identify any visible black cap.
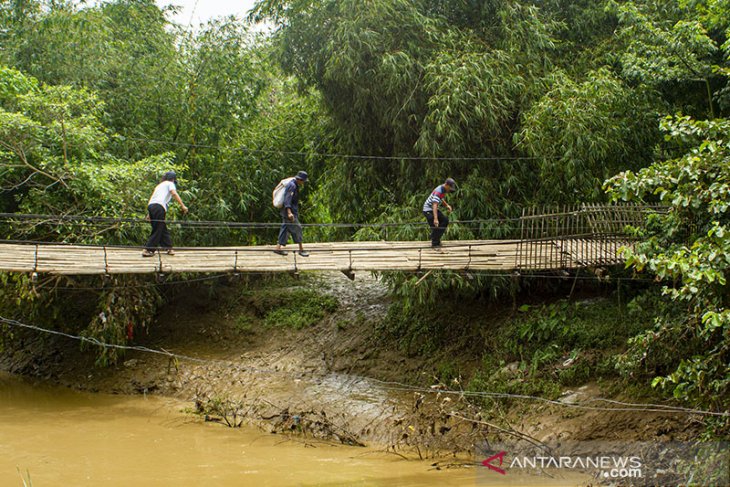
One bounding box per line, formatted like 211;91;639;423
296;171;309;181
445;177;457;189
163;171;177;183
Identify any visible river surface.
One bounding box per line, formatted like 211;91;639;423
0;372;588;486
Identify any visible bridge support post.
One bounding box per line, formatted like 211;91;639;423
32;244;39;279
103;245;110;274
342;250;355;280
569;269;580;300
510;271;520;311
29;244;40;287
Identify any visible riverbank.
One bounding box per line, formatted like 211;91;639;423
0;272;703;466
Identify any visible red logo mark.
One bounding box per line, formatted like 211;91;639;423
482;451;507;475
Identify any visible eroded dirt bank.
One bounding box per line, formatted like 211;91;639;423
0;272;701;464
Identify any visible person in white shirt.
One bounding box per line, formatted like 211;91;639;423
142;171;188;257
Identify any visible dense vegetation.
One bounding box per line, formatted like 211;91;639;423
0;0;728;417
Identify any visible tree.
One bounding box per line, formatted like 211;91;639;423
518;68;659;203
253;0;562;228
0;65;181;364
605;115;730;411
609;0;729;119
5;0;185;154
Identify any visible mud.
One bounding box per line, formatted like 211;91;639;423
0;272;700;462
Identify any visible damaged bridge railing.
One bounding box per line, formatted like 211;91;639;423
515;203;667;270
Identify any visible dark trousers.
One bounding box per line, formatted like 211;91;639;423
145;203;172;251
278;209;303;245
424;210;449;246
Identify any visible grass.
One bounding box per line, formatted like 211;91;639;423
462;292;661;407
234;312;256;334
236;286;339;331
376;300;462;356
374;286;664;409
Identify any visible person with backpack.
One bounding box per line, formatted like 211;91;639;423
273;171;310;257
422;178;456;248
142;171;188;257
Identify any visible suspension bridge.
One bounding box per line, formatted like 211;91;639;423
0;204;661;277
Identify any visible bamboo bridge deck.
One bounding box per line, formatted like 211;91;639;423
0;204;662;276
0;237;633;275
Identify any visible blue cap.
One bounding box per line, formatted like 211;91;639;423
296;171;309;181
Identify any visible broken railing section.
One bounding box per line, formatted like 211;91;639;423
515;203;667;270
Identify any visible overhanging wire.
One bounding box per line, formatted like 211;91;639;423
0;211;524;228
116;134;548;161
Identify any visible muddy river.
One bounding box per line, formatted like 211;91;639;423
0;372;589;486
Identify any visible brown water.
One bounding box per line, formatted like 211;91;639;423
0;373;589;486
